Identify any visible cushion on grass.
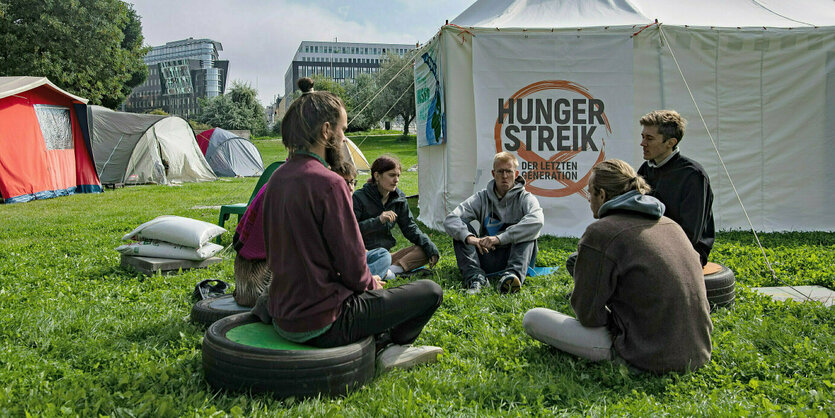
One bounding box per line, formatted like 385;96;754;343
116;240;223;260
122;215;226;248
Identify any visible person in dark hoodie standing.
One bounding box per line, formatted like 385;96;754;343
444;152;544;294
637;110;714;266
353;155;440;277
523;159;712;374
257;78;444;372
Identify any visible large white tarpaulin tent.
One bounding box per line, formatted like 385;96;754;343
416;0;835;236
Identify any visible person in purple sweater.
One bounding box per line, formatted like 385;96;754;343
255;78;443;371
231;160;391;307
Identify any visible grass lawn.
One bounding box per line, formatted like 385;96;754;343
0;135;833;416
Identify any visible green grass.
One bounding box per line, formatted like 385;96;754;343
0;135;833;416
255;134;419;195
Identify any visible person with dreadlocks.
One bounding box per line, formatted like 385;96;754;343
255;78;444;371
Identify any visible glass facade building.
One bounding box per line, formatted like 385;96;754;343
123;38;229;118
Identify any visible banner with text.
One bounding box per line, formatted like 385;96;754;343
473;33;634;236
415;41;446;147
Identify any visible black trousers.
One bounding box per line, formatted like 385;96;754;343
308;279;443;348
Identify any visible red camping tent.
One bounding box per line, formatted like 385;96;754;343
195;128;214;155
0;77;102;203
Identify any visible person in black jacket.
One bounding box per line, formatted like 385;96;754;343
637;110;714;266
353;155;439;275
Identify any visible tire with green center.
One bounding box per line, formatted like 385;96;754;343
704;262;735;311
202;313;375;398
191;294;251;326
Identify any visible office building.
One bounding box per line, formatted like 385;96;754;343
283;40;417;102
123;38;229;119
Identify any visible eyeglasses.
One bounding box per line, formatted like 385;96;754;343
346;179;358;187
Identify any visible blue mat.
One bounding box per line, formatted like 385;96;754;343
527;266;558;277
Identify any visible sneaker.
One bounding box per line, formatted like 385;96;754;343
497;273;522;294
383;269;396;282
466;274;487;295
376;344;443;372
374;333;393;354
397;267;431;278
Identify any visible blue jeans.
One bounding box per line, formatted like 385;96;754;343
366;247;391;277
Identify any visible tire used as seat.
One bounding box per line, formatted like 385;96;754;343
202;313;375;398
703;262;735;311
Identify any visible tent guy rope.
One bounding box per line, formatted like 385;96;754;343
354;79;416;149
656;25;814;302
347;46;425;128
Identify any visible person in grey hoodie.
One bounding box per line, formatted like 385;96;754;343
523;159;712;374
444;152;544;294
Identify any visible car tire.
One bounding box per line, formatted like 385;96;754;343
191;294;250;326
703;262;735;311
202;313;375;398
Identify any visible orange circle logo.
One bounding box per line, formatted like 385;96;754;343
493;80;610;199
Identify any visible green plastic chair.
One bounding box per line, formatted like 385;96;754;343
217;160;284;242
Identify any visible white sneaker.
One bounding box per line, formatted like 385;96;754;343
383;269;396;282
376;344;443;372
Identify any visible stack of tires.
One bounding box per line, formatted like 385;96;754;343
201;313;375;398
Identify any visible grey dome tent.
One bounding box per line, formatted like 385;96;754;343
196;128;264;177
88;105;216;185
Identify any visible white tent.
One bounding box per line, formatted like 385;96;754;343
344;137;371;172
416;0;835;236
88;106;216;185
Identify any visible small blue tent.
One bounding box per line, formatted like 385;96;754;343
196;128;264;177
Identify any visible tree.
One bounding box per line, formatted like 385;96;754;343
344;73;380;132
374;52;417;137
196;81;267;135
0;0;149;108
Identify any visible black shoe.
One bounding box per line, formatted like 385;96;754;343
397;267;431;278
466;274;487;295
497;273;521;294
192;279;229;301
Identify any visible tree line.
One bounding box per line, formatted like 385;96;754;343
0;0;417;137
281;51;418;137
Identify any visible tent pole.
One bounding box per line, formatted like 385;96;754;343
657;34;666;109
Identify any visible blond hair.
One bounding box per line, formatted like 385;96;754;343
493;151;519;169
591;159;651;199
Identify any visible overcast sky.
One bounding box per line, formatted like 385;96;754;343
129;0;475;105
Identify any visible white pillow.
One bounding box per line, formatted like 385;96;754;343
116;240;223;261
122;215;226;248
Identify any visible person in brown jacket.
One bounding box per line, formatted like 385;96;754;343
523;159;713;373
